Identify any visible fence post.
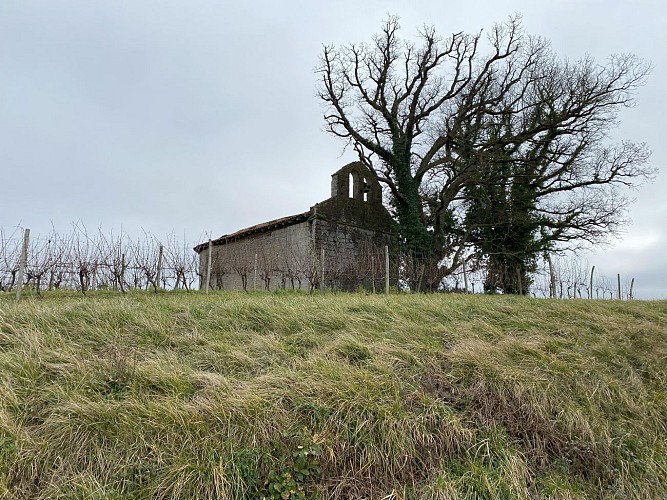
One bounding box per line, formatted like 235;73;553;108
155;244;164;291
462;259;469;294
589;266;595;299
320;248;325;295
253;253;258;290
546;254;556;298
15;228;30;301
629;277;635;300
120;253;127;293
384;245;389;296
205;239;212;293
617;273;621;300
371;255;376;294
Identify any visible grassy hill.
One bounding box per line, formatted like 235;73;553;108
1;291;666;499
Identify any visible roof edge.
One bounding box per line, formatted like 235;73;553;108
194;211;311;253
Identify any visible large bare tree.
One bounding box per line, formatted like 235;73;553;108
317;15;653;291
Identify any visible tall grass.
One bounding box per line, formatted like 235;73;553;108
1;291;666;498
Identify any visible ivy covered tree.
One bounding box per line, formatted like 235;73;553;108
464;149;542;294
317;15;654;292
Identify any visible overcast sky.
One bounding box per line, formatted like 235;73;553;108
1;1;665;298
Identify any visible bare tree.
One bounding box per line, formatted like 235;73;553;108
24;231;59;294
318;15;654;292
284;246;307;291
0;227;21;292
164;232;197;291
131;232;161;292
70;223;99;295
228;244;250;292
258;250;275;291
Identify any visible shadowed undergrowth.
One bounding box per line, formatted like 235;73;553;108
0;291;666;499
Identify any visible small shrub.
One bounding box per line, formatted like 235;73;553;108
263;430;323;500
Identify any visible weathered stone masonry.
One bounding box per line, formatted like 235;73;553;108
194;162;396;291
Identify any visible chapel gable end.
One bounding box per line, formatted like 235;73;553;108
316;161;394;233
330;161;383;205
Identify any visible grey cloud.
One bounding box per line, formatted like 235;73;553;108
1;0;665;297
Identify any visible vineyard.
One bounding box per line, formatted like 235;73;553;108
1;225;637;299
0;225;199;294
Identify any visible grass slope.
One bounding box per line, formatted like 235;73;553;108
0;291;666;499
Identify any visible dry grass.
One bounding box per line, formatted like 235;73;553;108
0;290;666;498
